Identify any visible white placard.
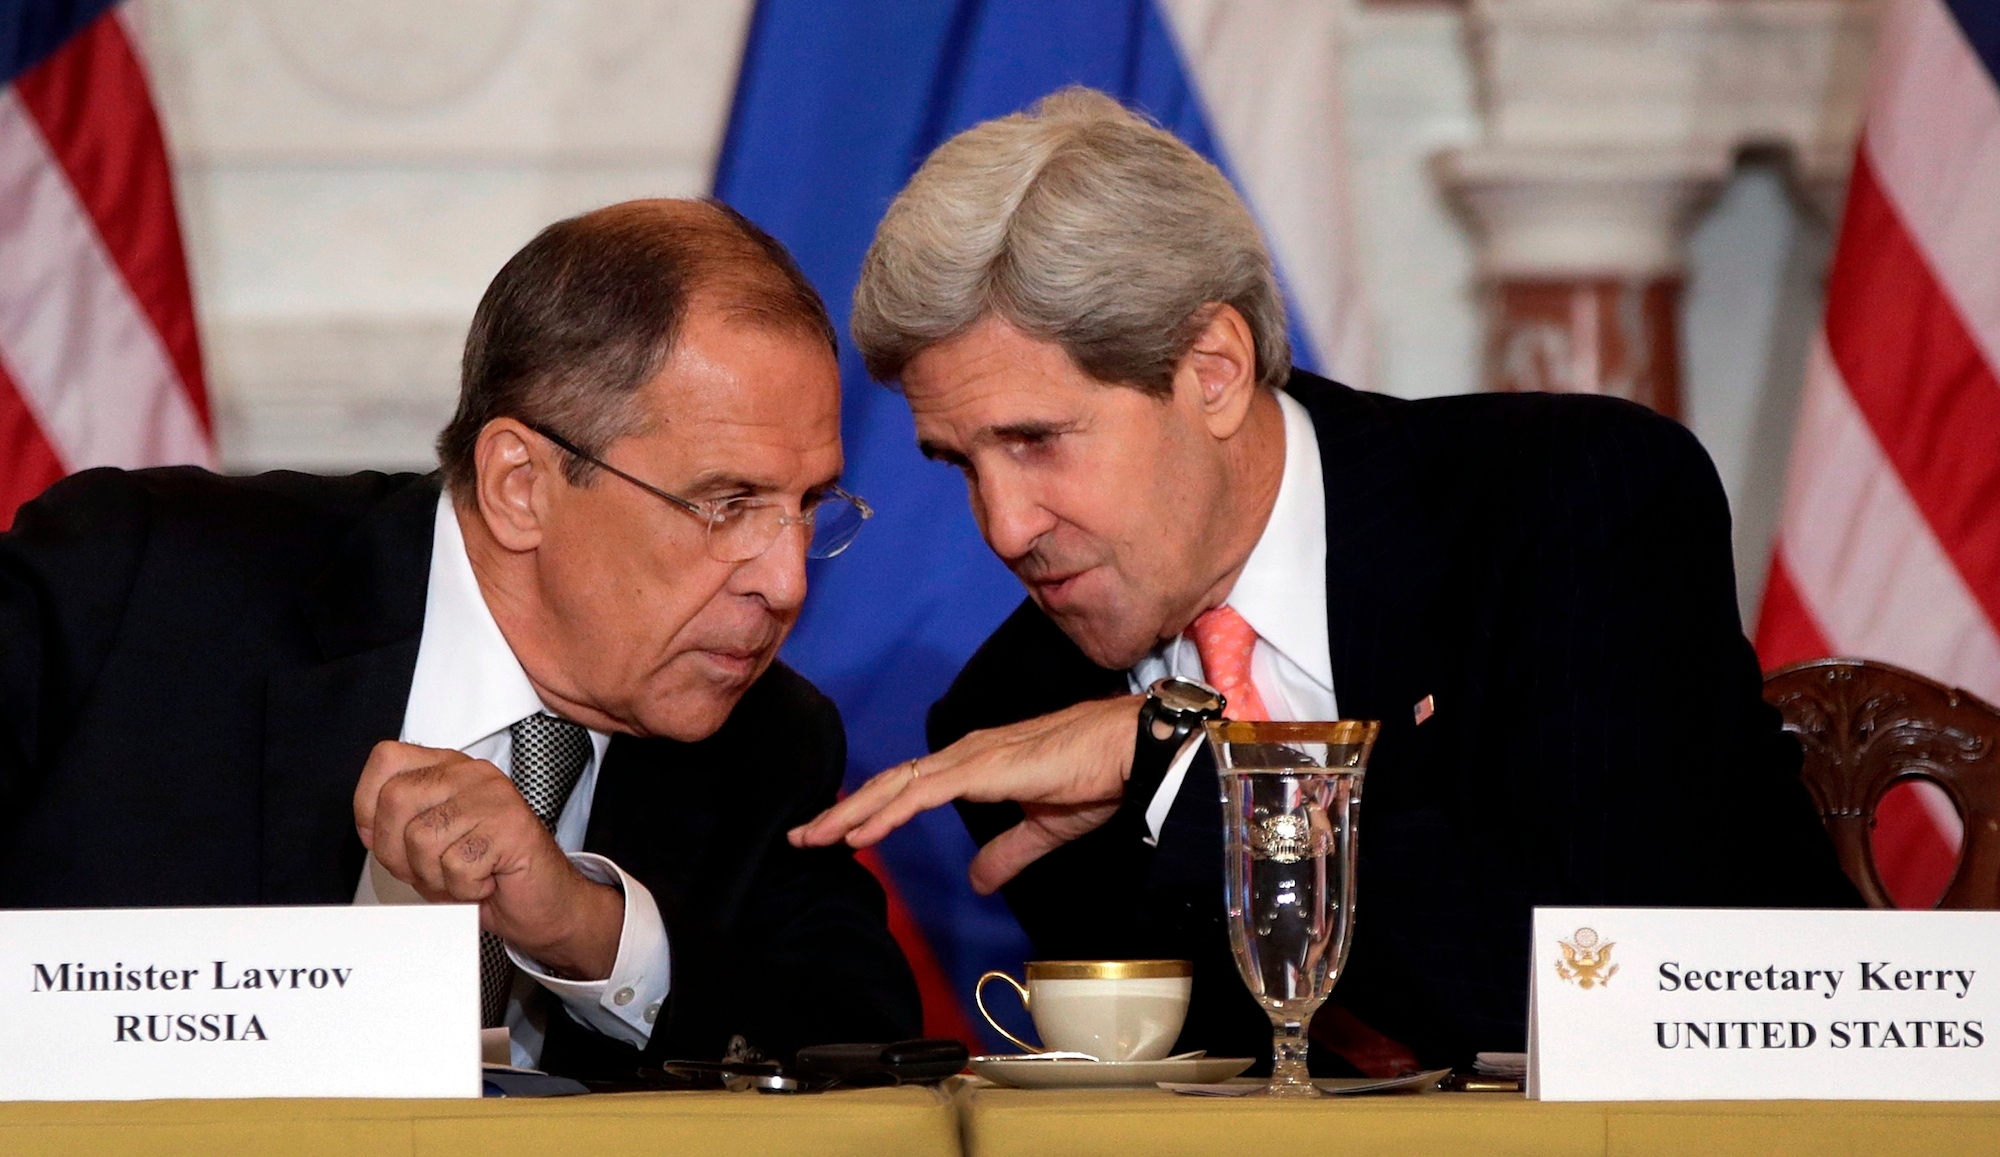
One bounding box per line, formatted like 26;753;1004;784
0;905;480;1100
1529;907;2000;1101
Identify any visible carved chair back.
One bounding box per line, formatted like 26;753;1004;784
1763;658;2000;909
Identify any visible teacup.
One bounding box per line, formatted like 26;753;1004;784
974;960;1193;1061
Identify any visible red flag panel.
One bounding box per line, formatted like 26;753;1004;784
13;12;209;432
1756;0;2000;907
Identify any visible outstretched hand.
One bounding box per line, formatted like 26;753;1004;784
788;696;1144;895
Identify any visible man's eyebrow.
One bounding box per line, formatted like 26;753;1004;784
919;420;1077;464
680;470;847;502
988;420;1073;441
679;470;775;497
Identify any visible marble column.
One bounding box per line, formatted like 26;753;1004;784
1436;0;1876;419
1486;277;1682;416
1439;147;1729;418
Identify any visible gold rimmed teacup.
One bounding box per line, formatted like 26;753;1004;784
976;960;1193;1060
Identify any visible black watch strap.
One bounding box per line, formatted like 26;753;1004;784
1120;677;1225;837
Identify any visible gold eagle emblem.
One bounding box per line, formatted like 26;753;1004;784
1554;926;1618;989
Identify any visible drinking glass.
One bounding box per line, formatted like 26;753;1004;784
1208;719;1380;1097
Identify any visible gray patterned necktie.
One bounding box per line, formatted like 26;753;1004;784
480;713;592;1029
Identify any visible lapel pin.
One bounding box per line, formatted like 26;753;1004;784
1413;694;1435;726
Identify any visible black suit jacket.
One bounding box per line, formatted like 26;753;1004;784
932;371;1858;1071
0;467;920;1077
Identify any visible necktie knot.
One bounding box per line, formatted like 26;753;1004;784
1189;605;1269;722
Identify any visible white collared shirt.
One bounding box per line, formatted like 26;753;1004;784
353;490;672;1068
1129;390;1336;840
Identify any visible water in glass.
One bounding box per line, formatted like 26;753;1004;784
1210;720;1377;1096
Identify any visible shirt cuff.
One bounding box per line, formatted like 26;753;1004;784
1142;732;1206;845
506;852;672;1049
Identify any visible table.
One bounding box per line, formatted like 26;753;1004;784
0;1086;959;1157
9;1083;2000;1155
953;1084;2000;1157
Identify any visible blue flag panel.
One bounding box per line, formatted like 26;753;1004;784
714;0;1310;1043
2;0;120;86
1943;0;2000;91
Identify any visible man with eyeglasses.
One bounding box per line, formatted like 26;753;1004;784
0;199;920;1078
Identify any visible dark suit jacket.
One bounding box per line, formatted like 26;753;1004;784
932;371;1859;1072
0;467;920;1077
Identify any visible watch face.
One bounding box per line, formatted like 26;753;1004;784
1151;676;1224;716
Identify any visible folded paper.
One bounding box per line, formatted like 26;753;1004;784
1529;907;2000;1101
0;905;479;1100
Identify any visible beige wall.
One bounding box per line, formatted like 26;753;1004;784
135;0;1845;621
133;0;755;470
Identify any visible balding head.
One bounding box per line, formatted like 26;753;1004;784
438;198;834;496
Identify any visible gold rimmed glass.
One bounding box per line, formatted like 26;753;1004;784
1208;719;1381;1096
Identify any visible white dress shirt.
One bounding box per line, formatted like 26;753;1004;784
1129;390;1338;841
353;491;672;1068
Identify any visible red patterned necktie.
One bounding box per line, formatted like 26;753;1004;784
1188;605;1269;721
1186;605;1422;1078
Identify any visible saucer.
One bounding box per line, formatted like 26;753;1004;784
1158;1067;1454;1097
969;1054;1255;1089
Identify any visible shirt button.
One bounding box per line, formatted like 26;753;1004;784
645;1001;661;1025
612;987;635;1006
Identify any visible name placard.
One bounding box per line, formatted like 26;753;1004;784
1529;907;2000;1101
0;905;479;1100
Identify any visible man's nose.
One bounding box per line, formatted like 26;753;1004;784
730;515;808;612
974;470;1057;562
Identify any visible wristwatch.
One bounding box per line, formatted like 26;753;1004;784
1124;676;1227;826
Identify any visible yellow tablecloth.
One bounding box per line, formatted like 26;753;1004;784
10;1082;2000;1155
0;1086;958;1157
954;1084;2000;1157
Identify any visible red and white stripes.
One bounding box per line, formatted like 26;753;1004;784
0;8;211;527
1757;0;2000;905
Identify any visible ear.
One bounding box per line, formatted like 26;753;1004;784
471;418;555;553
1175;304;1261;439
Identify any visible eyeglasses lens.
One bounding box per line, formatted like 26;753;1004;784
702;495;867;562
806;498;866;560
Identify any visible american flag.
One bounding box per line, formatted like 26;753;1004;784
1757;0;2000;907
1;1;212;528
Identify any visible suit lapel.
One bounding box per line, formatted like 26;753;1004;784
579;733;722;915
578;670;824;929
1288;372;1447;736
1150;377;1448;894
260;474;439;903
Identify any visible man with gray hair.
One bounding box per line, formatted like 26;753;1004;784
793;89;1856;1074
1;198;920;1078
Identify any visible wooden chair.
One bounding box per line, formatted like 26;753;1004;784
1763;658;2000;909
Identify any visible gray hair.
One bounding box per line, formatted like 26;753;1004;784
851;87;1289;396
